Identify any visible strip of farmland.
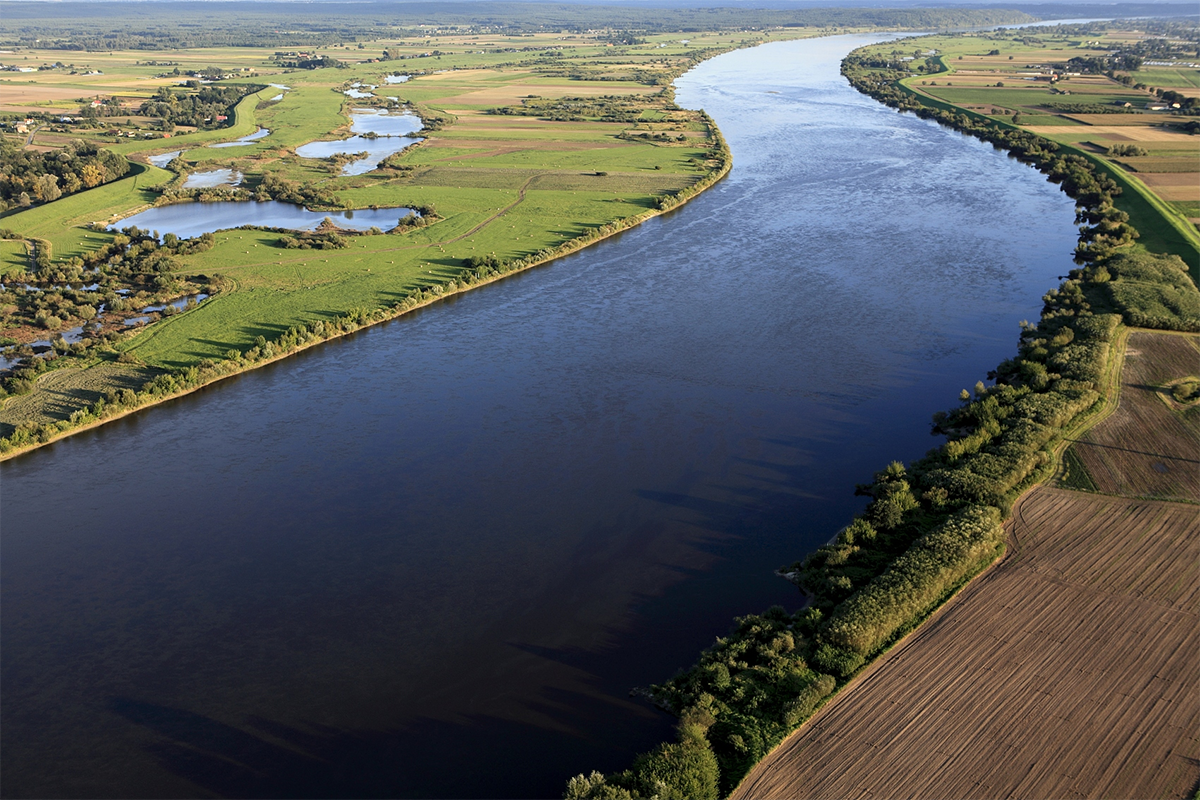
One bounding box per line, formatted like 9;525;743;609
732;485;1200;799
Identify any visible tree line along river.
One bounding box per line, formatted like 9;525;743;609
0;33;1080;799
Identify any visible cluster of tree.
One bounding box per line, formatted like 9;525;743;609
1106;143;1149;157
275;230;348;250
1066;54;1143;74
154;173;343;210
561;39;1199;800
77;96;127;120
273;55;345;70
0;138;128;211
138;84;257;130
618;130;688;143
1171;378;1199;404
1043;101;1136;114
487;94;645;123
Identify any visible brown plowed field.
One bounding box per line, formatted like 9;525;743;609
732;488;1200;800
1070;331;1200;501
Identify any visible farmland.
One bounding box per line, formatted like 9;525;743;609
732;487;1199;800
1063;330;1199;500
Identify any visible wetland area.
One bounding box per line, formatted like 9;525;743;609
2;33;1085;798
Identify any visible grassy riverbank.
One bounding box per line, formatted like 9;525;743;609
0;5;1044;451
0;25;769;448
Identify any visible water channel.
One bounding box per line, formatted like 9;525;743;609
0;34;1080;798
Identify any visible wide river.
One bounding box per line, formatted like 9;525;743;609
1;34;1077;798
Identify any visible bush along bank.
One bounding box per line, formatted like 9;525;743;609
562;46;1200;800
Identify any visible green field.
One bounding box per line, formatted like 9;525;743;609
0;27;778;434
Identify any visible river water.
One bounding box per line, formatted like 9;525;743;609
0;34;1078;798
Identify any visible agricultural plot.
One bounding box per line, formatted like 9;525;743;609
733;487;1200;800
1064;331;1199;501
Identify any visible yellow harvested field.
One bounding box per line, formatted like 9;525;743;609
0;84;89;110
1060;114;1166;126
1137;173;1200;202
733;486;1200;800
1027;125;1198;142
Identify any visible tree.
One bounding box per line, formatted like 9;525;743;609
33;174;61;203
80;162;105;188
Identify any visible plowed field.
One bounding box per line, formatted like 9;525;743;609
733;487;1200;800
1069;331;1199;501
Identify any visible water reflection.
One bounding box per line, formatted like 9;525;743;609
295;108;423;175
115;201;416;239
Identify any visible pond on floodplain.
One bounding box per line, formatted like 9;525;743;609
209;128;271;148
147;150;181;168
113;201;417;240
182;169;242;189
295;108;423;175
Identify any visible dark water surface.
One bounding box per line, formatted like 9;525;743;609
1;34;1078;798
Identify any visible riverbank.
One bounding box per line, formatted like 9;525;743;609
0;118;732;460
733;331;1199;799
565;25;1199;799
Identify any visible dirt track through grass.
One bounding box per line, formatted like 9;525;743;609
733;486;1200;800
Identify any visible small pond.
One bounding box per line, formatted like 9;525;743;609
295;108;422;175
147;151;182;168
384;74;410;84
209;128;271;148
114;201;417;240
344;83;376;99
182;169;242;189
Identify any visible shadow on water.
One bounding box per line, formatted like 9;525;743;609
110;688;673;799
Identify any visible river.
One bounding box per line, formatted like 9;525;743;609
0;33;1078;798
